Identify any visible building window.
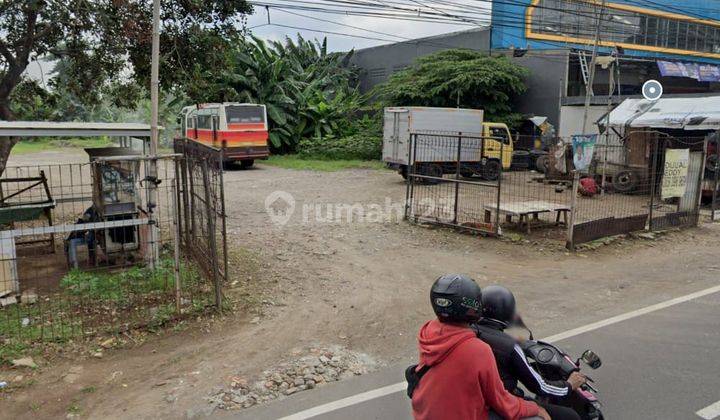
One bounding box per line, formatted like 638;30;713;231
528;0;720;56
368;67;386;79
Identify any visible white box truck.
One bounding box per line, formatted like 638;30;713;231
383;107;513;181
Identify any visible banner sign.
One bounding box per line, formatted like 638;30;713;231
661;148;689;200
658;61;720;82
699;65;720;82
571;134;597;172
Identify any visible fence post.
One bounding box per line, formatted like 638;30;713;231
566;169;580;250
219;145;229;286
713;131;720;221
404;133;414;220
407;133;418;222
178;140;191;247
695;137;708;226
648;137;660;231
495;141;503;235
172;158;182;315
201;158;222;310
453;132;462;225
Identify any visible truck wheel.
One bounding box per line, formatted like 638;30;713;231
425;164;443;184
612;170;638;193
705;154;719;178
482;160;501;181
399;165;408;180
415;164;443;184
240;159;255;169
459;163;475;178
535;155;548;174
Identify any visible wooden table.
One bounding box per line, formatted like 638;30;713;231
484;200;570;233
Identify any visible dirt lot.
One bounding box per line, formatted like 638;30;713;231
3;150;720;419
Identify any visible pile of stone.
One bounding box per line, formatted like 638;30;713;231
209;346;374;410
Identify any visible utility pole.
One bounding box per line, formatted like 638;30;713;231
581;0;606;133
600;52;616;194
147;0;161;268
568;0;607;250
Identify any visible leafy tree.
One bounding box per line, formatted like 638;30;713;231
0;0;252;173
202;35;362;154
376;49;529;126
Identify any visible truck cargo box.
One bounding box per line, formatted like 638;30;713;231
382;107;484;166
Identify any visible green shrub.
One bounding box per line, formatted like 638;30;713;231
298;133;382;161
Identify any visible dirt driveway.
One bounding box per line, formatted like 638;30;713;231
3;151;720;419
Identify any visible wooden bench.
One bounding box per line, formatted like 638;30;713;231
484;200;570;233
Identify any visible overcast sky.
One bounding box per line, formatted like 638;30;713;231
245;1;492;52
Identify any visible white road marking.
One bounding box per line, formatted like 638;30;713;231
276;382;407;420
697;400;720;420
278;284;720;420
542;284;720;343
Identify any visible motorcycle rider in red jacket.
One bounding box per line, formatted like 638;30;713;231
410;274;550;420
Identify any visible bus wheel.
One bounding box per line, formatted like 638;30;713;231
240;159;255;169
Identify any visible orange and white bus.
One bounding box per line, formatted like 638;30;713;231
180;103;270;167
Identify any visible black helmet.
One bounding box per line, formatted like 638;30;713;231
480;285;517;327
430;274;482;323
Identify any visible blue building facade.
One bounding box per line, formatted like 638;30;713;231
491;0;720;64
350;0;720;130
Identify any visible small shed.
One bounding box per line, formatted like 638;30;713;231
0;121;159;297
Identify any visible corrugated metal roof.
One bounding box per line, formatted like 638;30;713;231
606;96;720;131
0;121;163;137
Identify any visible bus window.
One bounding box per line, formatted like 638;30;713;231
226;105;265;124
197;114;212;130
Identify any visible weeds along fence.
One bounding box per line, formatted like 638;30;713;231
0;149;226;346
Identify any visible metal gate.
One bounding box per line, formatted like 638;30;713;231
405;132;502;235
174;138;227;308
709;132;720;221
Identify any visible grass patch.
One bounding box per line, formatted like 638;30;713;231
11;137;115;155
0;258;212;346
263;155;387;172
0;340;31;365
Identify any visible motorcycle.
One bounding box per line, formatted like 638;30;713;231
518;319;604;420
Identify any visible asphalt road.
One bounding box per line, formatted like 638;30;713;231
229;288;720;420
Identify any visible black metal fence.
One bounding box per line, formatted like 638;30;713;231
569;134;707;247
174;138;228;308
405;132;502;235
405;132;576;237
405;131;712;247
0;154;223;346
708;132;720;221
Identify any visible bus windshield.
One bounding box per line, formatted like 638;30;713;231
226;105;265;124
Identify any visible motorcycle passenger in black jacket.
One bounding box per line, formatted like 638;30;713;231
473;319;572;399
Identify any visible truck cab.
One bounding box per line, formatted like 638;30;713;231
482;122;514;170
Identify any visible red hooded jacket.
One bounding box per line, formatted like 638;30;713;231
412;319;539;420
